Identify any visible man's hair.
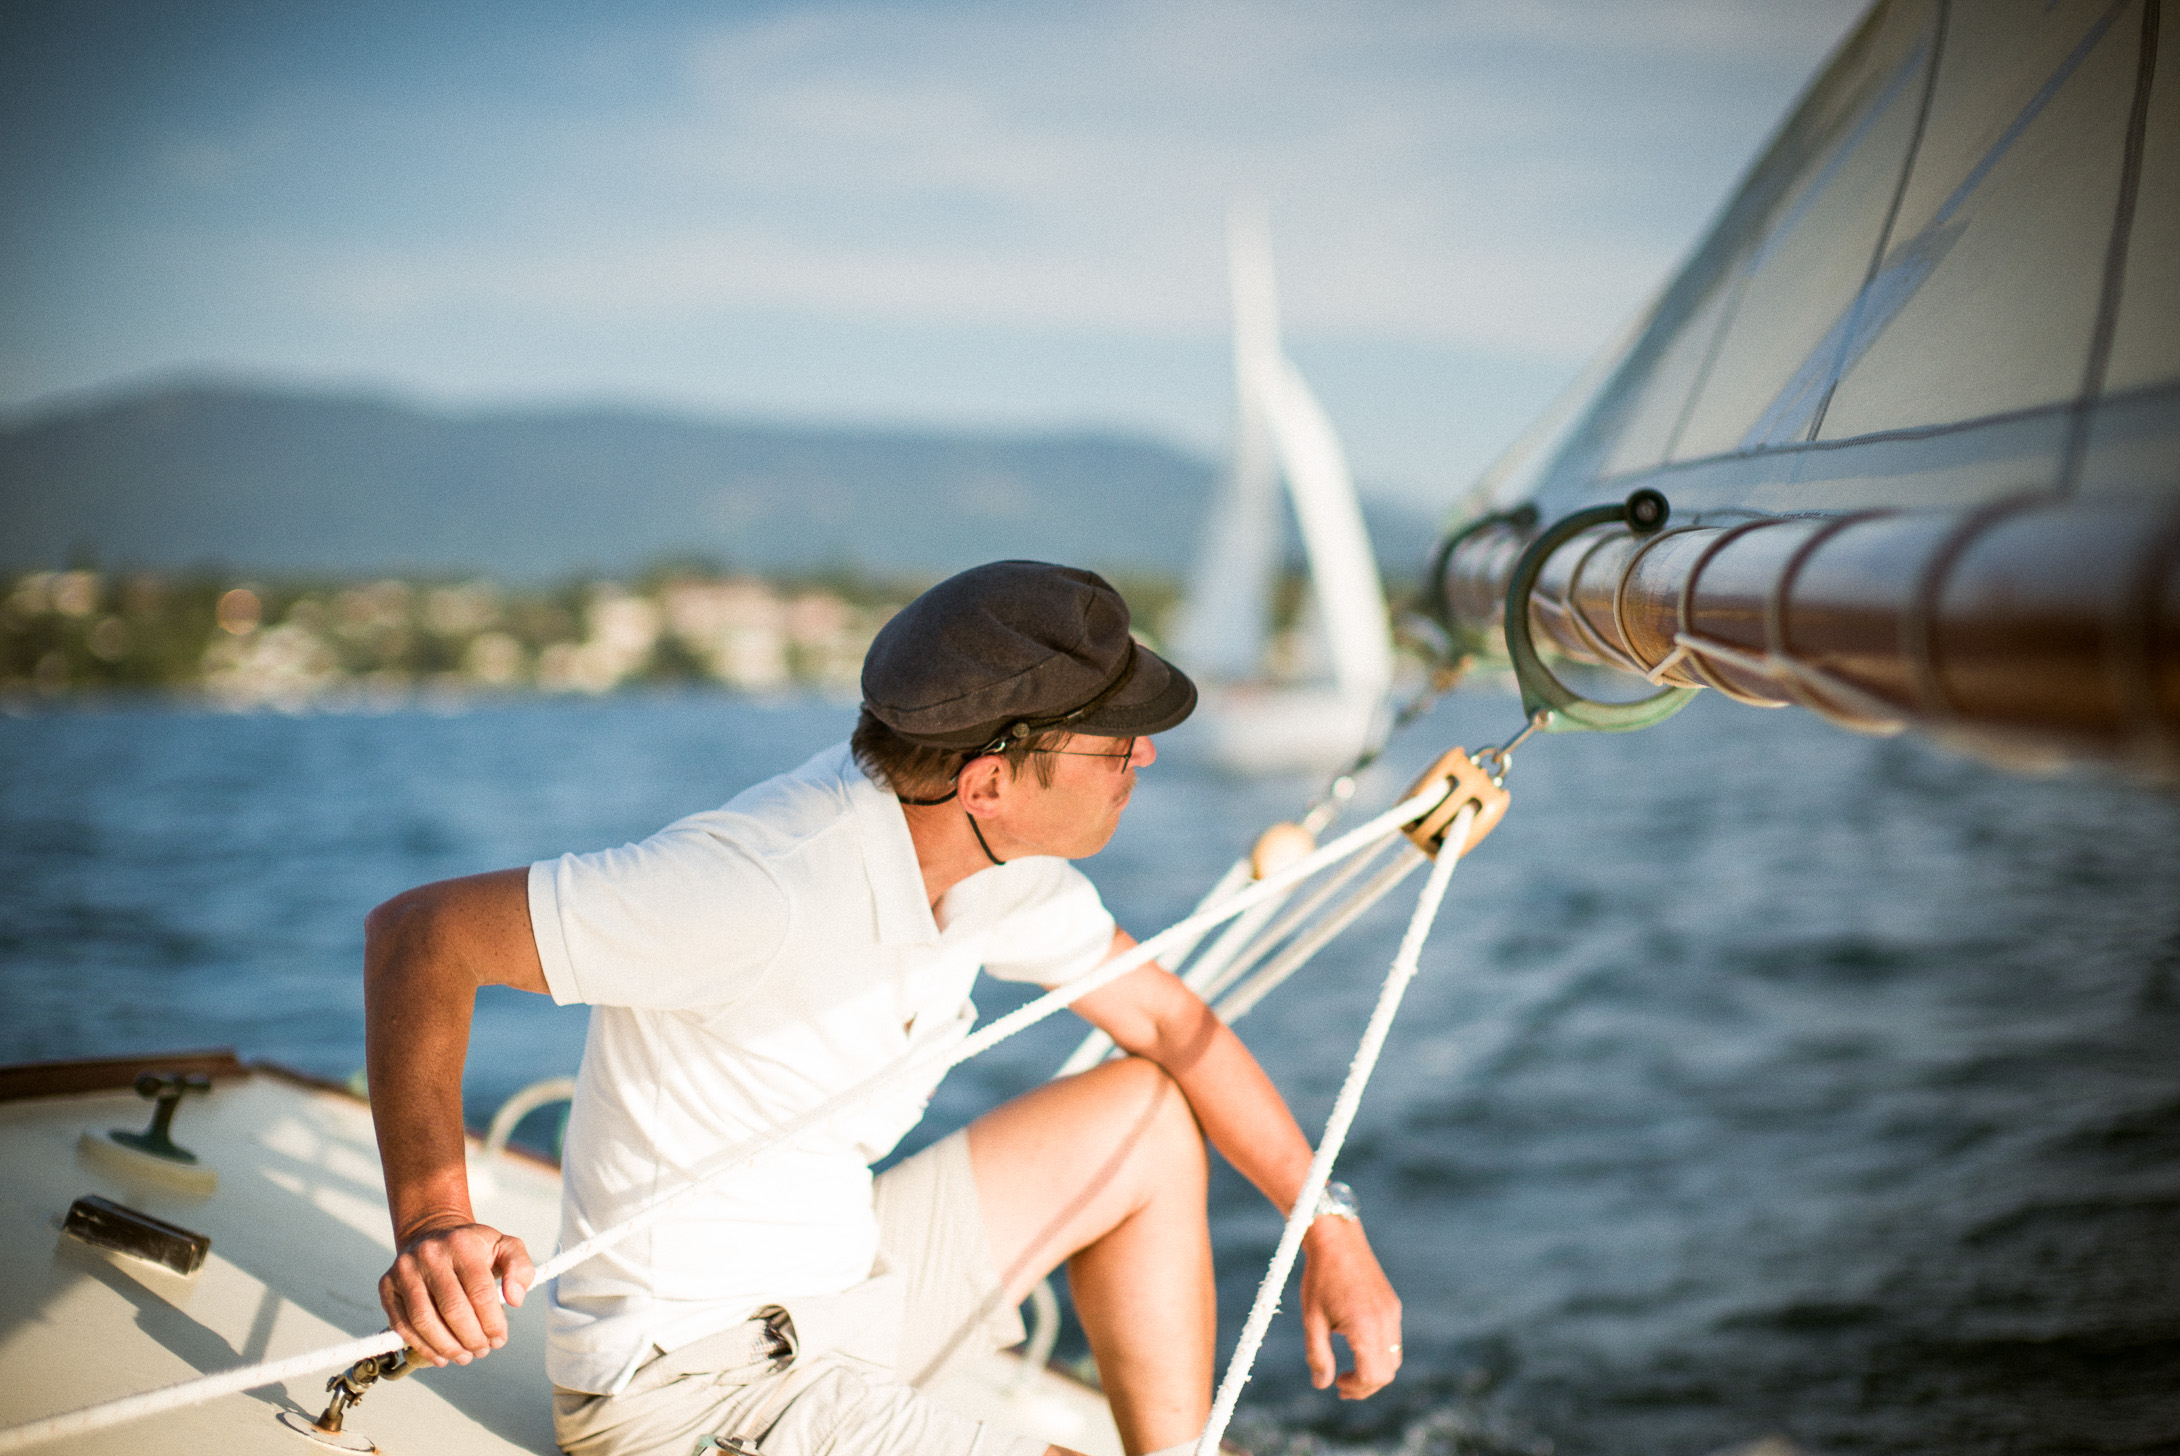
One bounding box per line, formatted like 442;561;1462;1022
851;708;1064;799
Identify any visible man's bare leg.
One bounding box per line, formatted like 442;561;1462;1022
968;1056;1213;1456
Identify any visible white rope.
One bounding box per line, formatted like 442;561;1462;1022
1055;854;1254;1078
1193;803;1475;1456
1057;830;1401;1079
1213;846;1426;1026
1164;858;1255;974
1195;836;1403;1009
0;784;1450;1455
0;1329;410;1456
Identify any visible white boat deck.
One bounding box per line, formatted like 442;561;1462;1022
0;1060;1121;1456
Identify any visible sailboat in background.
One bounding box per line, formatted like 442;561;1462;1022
1173;209;1395;775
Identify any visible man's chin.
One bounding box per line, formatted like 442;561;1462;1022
1075;820;1123;858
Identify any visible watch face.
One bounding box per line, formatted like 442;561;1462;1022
1316;1180;1360;1219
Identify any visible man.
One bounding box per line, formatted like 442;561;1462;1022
367;561;1403;1456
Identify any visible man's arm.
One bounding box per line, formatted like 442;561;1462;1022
1069;929;1404;1399
364;867;549;1366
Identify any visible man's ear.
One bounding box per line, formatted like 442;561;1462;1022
956;754;1009;815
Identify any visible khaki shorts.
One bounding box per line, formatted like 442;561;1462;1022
553;1130;1045;1456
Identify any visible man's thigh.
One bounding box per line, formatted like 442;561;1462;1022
961;1056;1207;1305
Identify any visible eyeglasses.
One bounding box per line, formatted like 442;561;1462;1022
1035;736;1137;767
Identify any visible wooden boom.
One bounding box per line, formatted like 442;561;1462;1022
1431;493;2180;781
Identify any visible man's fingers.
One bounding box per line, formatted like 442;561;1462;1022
460;1258;511;1348
1337;1339;1399;1399
422;1258;495;1359
385;1266;469;1366
1300;1306;1334;1390
379;1274;431;1362
1330;1314;1402;1399
494;1234;535;1309
378;1224;523;1366
1298;1220;1403;1400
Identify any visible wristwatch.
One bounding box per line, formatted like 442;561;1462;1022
1312;1180;1360;1222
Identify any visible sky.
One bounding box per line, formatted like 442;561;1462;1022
0;0;1865;508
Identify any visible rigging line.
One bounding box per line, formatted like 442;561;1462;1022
1193;836;1402;1008
1055;858;1256;1078
1213;848;1429;1028
1159;857;1257;978
1057;870;1314;1080
1193;803;1477;1456
1169;886;1299;1015
0;784;1451;1456
1055;836;1402;1079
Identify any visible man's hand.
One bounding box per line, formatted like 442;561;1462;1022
1298;1215;1403;1399
379;1220;535;1366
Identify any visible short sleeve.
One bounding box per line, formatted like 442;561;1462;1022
528;813;791;1011
966;859;1119;989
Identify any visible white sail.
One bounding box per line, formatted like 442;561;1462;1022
1260;354;1393;700
1174;207;1395;772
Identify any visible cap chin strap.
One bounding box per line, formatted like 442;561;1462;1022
965;812;1006;866
891;786;1002;864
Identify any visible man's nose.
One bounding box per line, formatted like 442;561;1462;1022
1132;736;1158;769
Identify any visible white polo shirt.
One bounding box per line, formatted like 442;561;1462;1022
527;742;1117;1395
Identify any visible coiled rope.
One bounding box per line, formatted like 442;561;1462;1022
1193;803;1475;1456
0;783;1454;1455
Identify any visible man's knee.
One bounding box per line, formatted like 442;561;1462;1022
1093;1057;1206;1184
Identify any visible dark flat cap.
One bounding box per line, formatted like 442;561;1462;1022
863;561;1197;750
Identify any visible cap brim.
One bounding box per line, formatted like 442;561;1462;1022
1071;643;1197;739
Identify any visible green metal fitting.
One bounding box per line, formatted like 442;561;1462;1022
1501;489;1699;734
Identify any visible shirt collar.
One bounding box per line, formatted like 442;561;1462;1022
841;746;941;948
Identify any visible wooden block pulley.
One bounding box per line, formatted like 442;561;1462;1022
1400;748;1510;859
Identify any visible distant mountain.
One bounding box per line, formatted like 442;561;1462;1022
0;379;1440;582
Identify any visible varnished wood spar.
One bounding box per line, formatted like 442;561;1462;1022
1433;496;2180;780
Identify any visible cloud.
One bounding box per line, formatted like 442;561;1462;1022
4;0;1862;490
137;0;1855;362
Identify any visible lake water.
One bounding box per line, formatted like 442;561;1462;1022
3;689;2176;1456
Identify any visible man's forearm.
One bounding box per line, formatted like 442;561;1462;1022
363;868;547;1241
1113;972;1402;1399
1140;1004;1317;1214
364;871;547;1365
365;892;484;1241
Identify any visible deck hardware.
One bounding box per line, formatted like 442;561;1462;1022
60;1194;210;1276
1399;748;1511;860
109;1072;211;1164
277;1346;414;1452
1474;708;1551;781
